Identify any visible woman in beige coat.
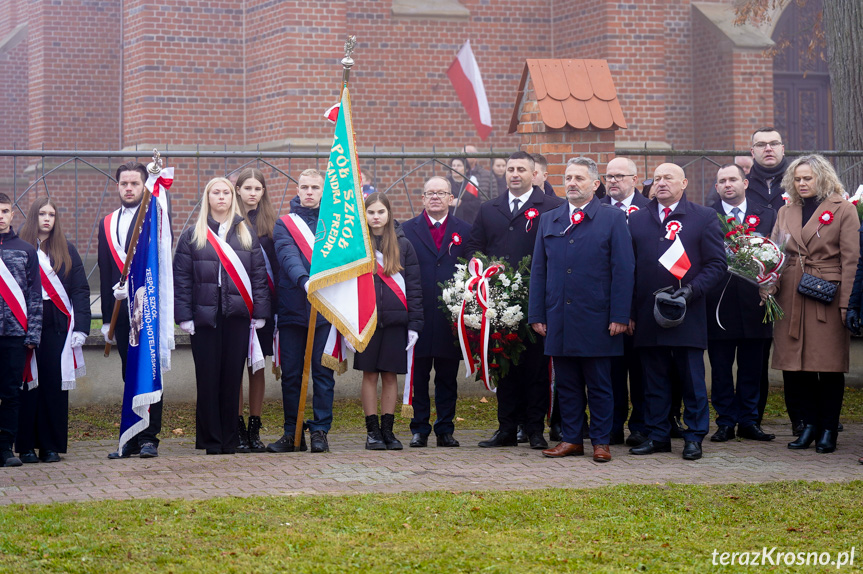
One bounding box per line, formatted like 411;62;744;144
766;154;858;454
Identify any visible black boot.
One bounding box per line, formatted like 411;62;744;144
788;424;817;449
237;416;251;453
365;415;386;450
380;413;403;450
815;430;837;454
247;416;267;453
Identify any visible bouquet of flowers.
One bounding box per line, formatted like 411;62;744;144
439;253;535;391
718;213;786;323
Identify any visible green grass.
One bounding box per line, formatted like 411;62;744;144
0;482;861;572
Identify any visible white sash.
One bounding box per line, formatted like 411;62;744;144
38;250;85;390
0;254;38;388
105;209;128;273
373;251;413;414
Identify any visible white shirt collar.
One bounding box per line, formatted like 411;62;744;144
610;193;634;209
659;201;680;219
508;190;528;210
721;199;747;217
428;212;447;227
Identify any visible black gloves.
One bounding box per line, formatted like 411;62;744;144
671;285;693;304
845;308;862;336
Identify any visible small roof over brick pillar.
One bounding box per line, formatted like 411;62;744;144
509;59;627;196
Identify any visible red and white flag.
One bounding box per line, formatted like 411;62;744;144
659;236;691;280
447;40;492;140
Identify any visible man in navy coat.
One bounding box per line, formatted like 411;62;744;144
402;176;472;448
628;163;726;461
529;157;634;462
600;156;651;446
707;164;776;443
466;150;564;449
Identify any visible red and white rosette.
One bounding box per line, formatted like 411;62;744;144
562;209;585;235
627;205;640;217
448;232;462;256
524;207;539;232
664;220;682;240
457;257;503;392
745;214;760;229
816;210;834;237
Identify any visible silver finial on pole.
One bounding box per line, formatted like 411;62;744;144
147;148;162;174
340;35;357;94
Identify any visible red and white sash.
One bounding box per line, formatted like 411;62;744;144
259;246;279;370
38;250;85;390
205;227;264;373
281;213;314;264
0;254;38;389
104;208;129;274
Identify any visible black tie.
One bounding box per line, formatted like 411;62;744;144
512;198;521;214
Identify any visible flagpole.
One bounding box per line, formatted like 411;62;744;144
292;36;358;451
104;149;162;357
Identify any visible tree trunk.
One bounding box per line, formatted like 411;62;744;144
823;0;863;190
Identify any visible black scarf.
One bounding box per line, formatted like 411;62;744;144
747;157;789;211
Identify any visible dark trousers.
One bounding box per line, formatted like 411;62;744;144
279;324;335;433
669;361;683;420
190;314;248;451
16;327;69;453
410;356;459;436
554;356;613;444
498;337;550;434
707;338;768;429
640;346;710;443
611;334;646;434
115;311;163;446
757;340;772;424
782;371;844;434
0;336;26;449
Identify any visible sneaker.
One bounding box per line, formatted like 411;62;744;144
266;433;307;453
107;443;141;459
1;450;22;467
310;430;329;453
139;442;159;458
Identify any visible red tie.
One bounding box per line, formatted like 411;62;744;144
662;207;672;221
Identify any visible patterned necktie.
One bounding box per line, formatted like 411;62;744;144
662;207;672;221
433;221;441;229
731;207;743;222
512;198;521;214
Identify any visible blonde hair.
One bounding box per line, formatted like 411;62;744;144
781;154;846;206
192;177;253;250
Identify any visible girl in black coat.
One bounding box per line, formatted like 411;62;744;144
235;167;279;453
355;193;423;450
16;197;90;463
174;177;270;455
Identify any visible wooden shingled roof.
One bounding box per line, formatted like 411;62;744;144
509;59;627;133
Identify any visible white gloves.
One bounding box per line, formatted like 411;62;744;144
406;330;419;351
112;281;128;301
303;280;309;294
101;324;116;345
179;320;195;335
70;332;87;348
253;318;266;329
345;338;356;353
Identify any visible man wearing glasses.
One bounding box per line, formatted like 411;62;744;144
402;177;472;448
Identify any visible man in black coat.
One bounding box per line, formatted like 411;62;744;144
402;177;472;448
465;150;564;449
627;163;726;461
707;164;777;442
600;156;651;446
100;162;163;460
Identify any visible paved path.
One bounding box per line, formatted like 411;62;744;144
2;423;862;505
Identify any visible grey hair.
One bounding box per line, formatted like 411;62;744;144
566;156;599;182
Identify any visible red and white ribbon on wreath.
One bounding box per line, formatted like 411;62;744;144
664;220;682;241
38;250;85;390
524;208;539;232
457;257;503;392
0;254;38;389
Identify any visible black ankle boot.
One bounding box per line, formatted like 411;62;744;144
380;413;403;450
788;424;817;449
365;415;386;450
247;416;267;453
815;430;837;453
237;416;251;453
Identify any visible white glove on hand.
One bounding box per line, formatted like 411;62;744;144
253;318;266;329
179;320;196;335
345;338;356;353
303;281;309;294
406;329;419;351
112;281;128;301
70;332;87;348
101;324;116;345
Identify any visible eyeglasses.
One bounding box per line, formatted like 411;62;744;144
602;174;635;182
753;141;783;149
422;191;451;198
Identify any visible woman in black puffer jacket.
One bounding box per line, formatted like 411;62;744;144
174;177;270;455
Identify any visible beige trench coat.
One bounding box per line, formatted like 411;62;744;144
770;194;859;372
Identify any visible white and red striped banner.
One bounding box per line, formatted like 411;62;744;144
38;250;85;390
659;235;691;281
0;253;37;388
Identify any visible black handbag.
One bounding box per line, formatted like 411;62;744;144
797;272;837;303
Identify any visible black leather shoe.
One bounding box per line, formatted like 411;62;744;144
409;433;428;448
267;432;308;452
478;430;518;448
528;432;548;450
710;425;735;442
139;442;159;458
516;425;528;444
838;422;844;432
815;430;837;453
682;441;703;461
1;450;22;467
107;443;140;459
791;420;806;437
788;424;817;449
669;415;685;438
625;431;649;447
609;430;625;445
629;440;672;455
436;433;460;447
19;450;39;464
310;430;329;453
737;424;775;441
549;424;562;442
39;450;61;463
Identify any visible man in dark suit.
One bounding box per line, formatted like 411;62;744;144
529;157;634;462
628;163;726;461
600;156;651;446
402;177;472;448
466;150;564;449
707;164;776;442
100;161;163;459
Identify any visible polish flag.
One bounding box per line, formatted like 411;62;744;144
465;175;479;197
659;236;691;280
447;40;492;140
